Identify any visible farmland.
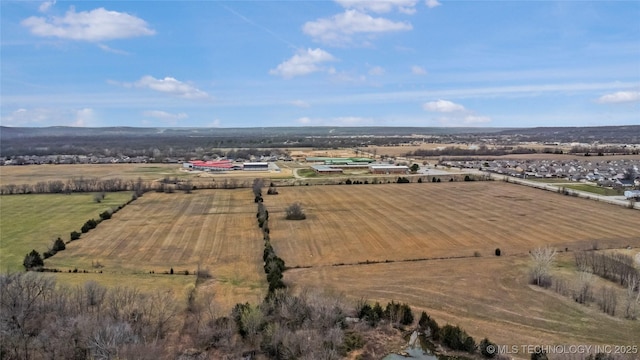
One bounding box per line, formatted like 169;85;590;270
2;177;640;349
0;192;133;272
0;163;183;185
0;163;294;189
264;182;640;268
284;253;640;347
44;189;267;310
258;182;640;346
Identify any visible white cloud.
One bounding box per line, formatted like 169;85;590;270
270;48;337;79
295;116;373;126
462;115;491;124
302;10;412;46
21;7;155;42
38;0;55;13
596;91;640;104
423;99;490;126
436;115;491;127
425;0;442;9
143;110;188;121
1;107;93;126
129;76;209;99
369;66;385;76
98;44;129;55
290;100;311;108
73;108;94;126
423;99;466;112
411;65;427;75
334;0;419;14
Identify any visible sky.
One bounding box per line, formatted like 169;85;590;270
1;0;639;128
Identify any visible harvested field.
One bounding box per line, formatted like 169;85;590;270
284;253;640;348
0;164;183;185
263;182;640;348
264;182;640;268
46;189;266;310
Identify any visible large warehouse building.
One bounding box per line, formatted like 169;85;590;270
369;165;409;175
242;162;269;171
183;160;235;171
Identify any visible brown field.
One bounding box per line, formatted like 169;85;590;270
259;182;640;348
284;254;640;348
46;189;267;310
264;182;640;268
0;163;293;189
0;163;183;185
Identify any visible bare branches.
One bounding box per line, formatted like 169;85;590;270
529;247;557;287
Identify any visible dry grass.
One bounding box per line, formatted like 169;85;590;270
284;253;640;348
258;182;640;348
46;189;266;311
0;164;183;185
0;163;293;191
264;182;640;268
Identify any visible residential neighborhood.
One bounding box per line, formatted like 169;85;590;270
441;158;640;188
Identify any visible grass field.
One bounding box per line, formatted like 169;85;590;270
564;184;623;196
0;192;133;271
525;177;572;183
264;182;640;268
44;189;266;310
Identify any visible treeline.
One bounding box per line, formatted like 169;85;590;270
0;177;148;195
407;146;538;157
574;252;639;289
253;178;287;295
569;145;639;155
0;176;261;195
529;248;640;319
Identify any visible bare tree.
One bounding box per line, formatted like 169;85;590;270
529;247;557;287
624;275;640;319
599;286;617;316
142;290;179;341
573;271;593;304
0;272;56;359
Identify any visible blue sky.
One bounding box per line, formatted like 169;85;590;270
1;0;639;128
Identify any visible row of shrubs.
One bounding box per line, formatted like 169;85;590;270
253;179;286;295
340;176;462;185
23;192;140;270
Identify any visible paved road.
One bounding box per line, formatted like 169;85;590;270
472;170;640;210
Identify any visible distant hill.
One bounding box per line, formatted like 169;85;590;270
495;125;640;143
1;125;637;158
0;126;511;139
